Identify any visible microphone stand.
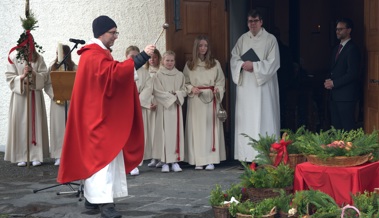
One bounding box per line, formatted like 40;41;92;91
33;42;83;201
57;42;79;69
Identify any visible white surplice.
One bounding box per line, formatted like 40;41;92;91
230;28;281;162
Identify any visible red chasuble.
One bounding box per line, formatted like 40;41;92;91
57;44;144;184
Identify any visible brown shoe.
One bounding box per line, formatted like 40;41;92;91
100;203;121;218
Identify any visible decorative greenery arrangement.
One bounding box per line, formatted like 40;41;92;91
209;183;244;207
351;191;379;217
241;133;277;165
250;197;277;217
293;127;379;160
274;189;293;214
229;200;255;217
291;189;340;217
240;163;294;189
242;128;306;166
14;12;44;63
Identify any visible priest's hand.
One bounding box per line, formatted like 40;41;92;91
242;61;254;72
213;87;219;94
144;45;156;56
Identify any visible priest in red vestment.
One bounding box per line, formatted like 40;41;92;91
57;15;155;218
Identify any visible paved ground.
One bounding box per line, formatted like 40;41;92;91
0;152;242;218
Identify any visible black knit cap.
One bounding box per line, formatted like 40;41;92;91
92;15;117;38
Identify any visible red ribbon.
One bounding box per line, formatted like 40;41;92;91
8;30;35;64
271;139;292;166
31;90;36;145
197;86;216;152
176;104;180;161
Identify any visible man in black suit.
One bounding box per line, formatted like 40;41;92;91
324;18;361;131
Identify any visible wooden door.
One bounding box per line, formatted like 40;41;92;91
165;0;228;71
165;0;231;156
364;0;379;132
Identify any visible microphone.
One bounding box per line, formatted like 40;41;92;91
69;38;86;44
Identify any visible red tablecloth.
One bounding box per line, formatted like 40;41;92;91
294;161;379;205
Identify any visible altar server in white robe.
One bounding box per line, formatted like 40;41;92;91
125;45;154;176
231;9;281;162
44;44;77;166
5;50;49;167
152;51;187;173
183;35;226;170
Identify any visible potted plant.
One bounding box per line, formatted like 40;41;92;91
242;127;307;169
351;191;379;217
229;200;255;218
291;189;340;217
293;128;379;167
274;189;293;217
250;197;277;218
210;183;245;218
240;162;294;203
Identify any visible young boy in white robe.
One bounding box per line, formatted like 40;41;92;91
152;51;187;173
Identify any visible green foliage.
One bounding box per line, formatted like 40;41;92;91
209;184;225;206
209;183;244;207
351;191;379;217
15;12;44;63
274;189;293;213
240;162;293;188
293;128;379;160
20;12;38;30
292;189;339;217
242;128;306;165
241;133;277;165
225;183;243;202
251;197;277;217
229;200;255;217
281;126;309;154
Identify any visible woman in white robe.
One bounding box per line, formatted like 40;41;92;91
183;35;226;170
5;50;49;166
44;44;77;166
152;51;187;173
230;9;281;162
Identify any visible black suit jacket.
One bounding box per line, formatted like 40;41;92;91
330;40;361;101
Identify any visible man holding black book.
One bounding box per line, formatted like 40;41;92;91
230;9;281;162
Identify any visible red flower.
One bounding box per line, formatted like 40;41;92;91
250;162;256;171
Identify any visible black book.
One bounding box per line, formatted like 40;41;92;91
241;48;260;62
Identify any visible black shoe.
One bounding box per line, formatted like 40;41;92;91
84;199;99;210
100;203;122;218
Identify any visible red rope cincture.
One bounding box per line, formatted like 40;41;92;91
176;104;180;161
31;90;36;145
197;86;216;152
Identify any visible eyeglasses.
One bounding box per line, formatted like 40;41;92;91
335;28;347;32
107;31;119;36
248;19;261;24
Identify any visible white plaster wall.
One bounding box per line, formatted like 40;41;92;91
0;1;166;151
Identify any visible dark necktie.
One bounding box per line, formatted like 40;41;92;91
335;44;343;60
